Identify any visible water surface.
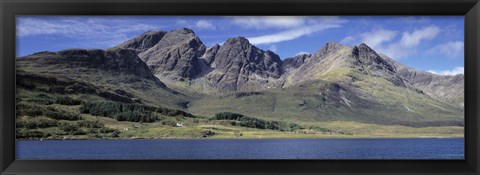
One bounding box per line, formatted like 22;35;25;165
16;138;464;160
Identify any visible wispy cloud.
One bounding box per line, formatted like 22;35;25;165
398;26;439;48
428;41;464;59
245;17;346;45
381;26;440;58
344;25;441;59
230;16;307;29
195;20;216;30
428;67;464;75
17;17;160;47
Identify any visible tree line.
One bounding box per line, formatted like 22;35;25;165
80;102;196;123
213;112;303;132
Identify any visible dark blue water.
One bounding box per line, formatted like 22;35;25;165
16;138;464;160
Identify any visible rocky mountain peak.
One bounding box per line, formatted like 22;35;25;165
150;28;204;51
203;37;284;92
314;42;347;59
224;37;251;49
171;27;196;35
350;43;406;87
357;43;375;52
115;30;167;53
132;28;207;81
352;43;394;71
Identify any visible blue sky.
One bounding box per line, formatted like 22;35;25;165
16;16;464;75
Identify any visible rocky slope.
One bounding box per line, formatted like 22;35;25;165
380;54;464;108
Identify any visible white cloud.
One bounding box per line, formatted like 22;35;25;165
359;28;397;48
247;24;334;45
17;17;159;47
195;20;216;30
398;25;440;48
230;16;307;29
295;51;310;56
247;17;345;45
428;67;464;75
428;41;464;59
351;25;441;59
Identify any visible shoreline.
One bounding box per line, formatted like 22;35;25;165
16;136;465;141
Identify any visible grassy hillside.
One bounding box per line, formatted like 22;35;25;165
188;68;463;127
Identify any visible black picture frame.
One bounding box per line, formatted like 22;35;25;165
1;0;479;174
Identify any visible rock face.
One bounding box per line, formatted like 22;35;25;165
351;44;406;87
117;28;207;81
204;37;283;92
202;44;220;66
283;53;311;70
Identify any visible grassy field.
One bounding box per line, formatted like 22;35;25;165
15;91;463;140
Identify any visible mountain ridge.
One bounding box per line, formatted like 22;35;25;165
16;47;190;109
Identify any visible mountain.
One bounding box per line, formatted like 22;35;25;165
283;42;406;88
201;37;284;92
116;28;207;82
16;48;188;108
189;41;463;127
117;31;285;93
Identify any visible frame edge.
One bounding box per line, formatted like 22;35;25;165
1;0;480;175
